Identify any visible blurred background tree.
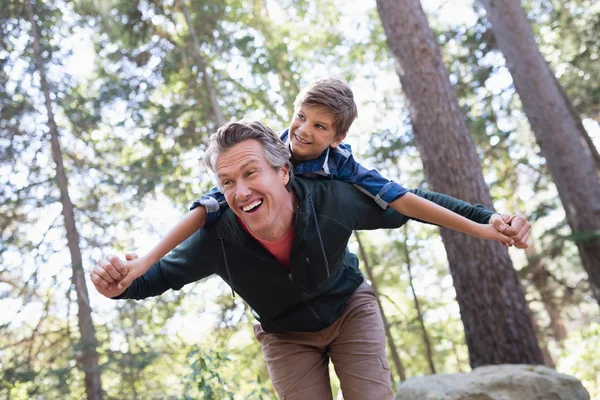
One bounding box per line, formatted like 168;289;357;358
1;0;598;398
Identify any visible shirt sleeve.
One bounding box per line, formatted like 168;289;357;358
334;146;408;209
406;188;496;225
190;187;229;226
115;228;219;300
328;181;496;231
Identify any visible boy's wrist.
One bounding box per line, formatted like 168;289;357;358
137;253;157;271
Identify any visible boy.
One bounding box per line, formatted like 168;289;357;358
114;78;523;289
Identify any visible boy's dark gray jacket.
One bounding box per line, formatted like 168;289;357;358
117;177;495;333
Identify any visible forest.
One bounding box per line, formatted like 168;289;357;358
1;0;599;398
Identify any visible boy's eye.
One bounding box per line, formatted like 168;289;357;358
297;113;305;120
222;180;232;186
316;124;325;130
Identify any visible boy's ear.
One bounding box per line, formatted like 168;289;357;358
330;132;347;148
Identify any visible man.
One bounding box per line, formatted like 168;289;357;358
91;121;530;399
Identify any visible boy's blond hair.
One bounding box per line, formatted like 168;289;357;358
293;78;358;138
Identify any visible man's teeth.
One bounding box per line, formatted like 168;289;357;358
242;200;263;212
295;134;310;144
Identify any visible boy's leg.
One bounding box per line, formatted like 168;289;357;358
327;282;394;400
253;324;334;399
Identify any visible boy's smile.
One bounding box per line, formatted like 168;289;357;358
289;105;346;162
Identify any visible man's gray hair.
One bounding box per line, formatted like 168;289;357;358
204;120;294;190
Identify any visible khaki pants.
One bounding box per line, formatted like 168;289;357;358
253;282;393;400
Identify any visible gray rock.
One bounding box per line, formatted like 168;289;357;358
395;364;589;400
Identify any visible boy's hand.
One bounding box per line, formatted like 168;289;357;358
478;224;515;246
116;253;150;290
489;214;531;249
90;252;150;298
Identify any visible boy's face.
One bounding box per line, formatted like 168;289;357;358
288;105;346;162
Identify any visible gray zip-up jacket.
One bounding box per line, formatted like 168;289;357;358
117;177;495;333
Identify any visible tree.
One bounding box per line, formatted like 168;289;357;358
478;0;600;304
176;0;225;127
375;0;544;367
354;232;407;382
25;0;102;398
402;226;436;374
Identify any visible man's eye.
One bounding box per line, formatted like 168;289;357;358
222;180;232;186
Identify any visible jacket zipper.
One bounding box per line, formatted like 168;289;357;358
286;204;302;285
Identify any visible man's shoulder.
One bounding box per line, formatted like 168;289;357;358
294;176;360;197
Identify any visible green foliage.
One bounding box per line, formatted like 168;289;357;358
1;0;599;398
186;348;236;399
523;0;599;120
557;323;600;398
183;343;273;399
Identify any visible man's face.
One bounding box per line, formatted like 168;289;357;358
288;105;346;163
216;139;293;241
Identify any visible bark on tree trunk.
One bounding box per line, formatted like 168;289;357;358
549;73;600;177
532;316;556;369
403;226;436;374
375;0;544;367
252;0;300;118
525;242;568;345
26;1;103;398
354;232;407;382
479;0;600;304
177;0;226;128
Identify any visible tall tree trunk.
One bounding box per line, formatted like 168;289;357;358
177;0;225;127
532;316;556;369
354;232;407;382
26;1;103;399
451;339;466;373
375;0;544;367
550;73;600;176
252;0;300;118
403;226;436;374
479;0;600;304
525;242;567;345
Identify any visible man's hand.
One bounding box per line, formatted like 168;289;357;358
490;214;531;249
90;254;131;298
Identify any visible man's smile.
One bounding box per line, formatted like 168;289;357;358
242;199;263;213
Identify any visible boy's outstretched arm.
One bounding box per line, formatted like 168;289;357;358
116;206;207;289
391;193;514;245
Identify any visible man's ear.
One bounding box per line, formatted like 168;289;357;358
330;132;347;148
281;165;290;185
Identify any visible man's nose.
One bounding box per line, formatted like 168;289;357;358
235;181;251;201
